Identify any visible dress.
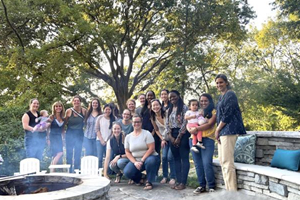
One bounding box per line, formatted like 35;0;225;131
49;118;64;157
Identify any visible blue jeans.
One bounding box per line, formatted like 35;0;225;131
109;158;129;174
25;131;46;161
66;128;83;172
83;137;97;156
189;137;216;189
162;141;176;179
170;128;190;185
96;141;106;168
123;155;160;183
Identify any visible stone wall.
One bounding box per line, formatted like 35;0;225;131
247;131;300;166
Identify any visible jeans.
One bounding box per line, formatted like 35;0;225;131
66;128;83;172
109;158;129;174
154;133;161;176
83;137;97;156
25;131;46;161
170;128;190;185
123;155;160;183
162;141;176;179
189;137;216;189
96;141;106;168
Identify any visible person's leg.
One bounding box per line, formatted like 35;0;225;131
117;158;130;171
170;129;181;184
154;134;161;177
179;133;190;185
74;130;83;171
161;144;168;179
197;131;203;142
188;123;198;146
96;141;105;168
83;137;91;156
189;138;206;187
91;139;97;156
144;155;160;183
25;133;35;158
66;129;74;171
123;161;142;183
201;137;215;189
219;135;238;191
167;142;176;180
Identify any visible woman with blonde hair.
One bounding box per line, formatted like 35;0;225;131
47;101;65;172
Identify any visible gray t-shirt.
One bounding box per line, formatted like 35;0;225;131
117;119;133;135
125;129;158;161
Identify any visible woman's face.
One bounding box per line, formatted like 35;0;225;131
146;92;155;103
54;104;63;113
127;101;136;111
72;97;81;107
169;92;179;105
122;110;131;121
151;100;161;113
103;106;112;117
112;124;122;137
215;78;228;93
92;100;99;110
139;95;146;106
200;96;209;109
30;100;39;111
132;116;142;130
160;91;168;102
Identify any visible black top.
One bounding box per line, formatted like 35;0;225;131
25;111;40;134
216;90;246;136
50;118;65;135
141;109;154;133
110;135;125;157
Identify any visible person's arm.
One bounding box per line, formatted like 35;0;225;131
141;142;155;162
189;113;217;134
103;148;111;179
22;113;34;132
95;116;106;145
151;119;163;140
177;105;188;138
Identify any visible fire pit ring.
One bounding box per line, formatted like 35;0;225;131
0;173;110;200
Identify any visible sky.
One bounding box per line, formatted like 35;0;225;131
248;0;278;29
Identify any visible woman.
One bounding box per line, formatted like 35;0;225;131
47;101;65;172
123;114;160;190
126;99;136;117
95;104;116;168
165;90;190;190
84;98;101;156
65;95;87;172
117;109;133;135
215;74;246;191
136;94;146;115
22;98;47;160
150;99;176;185
187;94;216;193
103;122;129;182
160;89;171;111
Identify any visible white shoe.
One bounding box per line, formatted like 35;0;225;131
196;142;205;149
191;146;199;153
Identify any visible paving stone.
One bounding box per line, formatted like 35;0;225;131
269;181;288;197
288;193;300;200
255;174;268;185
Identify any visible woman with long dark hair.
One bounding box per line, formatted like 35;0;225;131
95;104;116;168
187;93;216;194
84;98;101;156
215;74;246;191
160;89;171;112
165;90;190;190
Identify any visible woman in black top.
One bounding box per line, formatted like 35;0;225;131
215;74;246;191
22;98;47;160
103;122;129;183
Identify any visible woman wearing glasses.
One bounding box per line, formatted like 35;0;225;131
123;114;160;190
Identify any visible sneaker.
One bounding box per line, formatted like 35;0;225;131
196;142;205;149
193;186;206;194
191;146;199;153
209;188;215;192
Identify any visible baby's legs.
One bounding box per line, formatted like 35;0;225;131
187;123;199;146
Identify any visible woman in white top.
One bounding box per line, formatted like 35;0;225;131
95;104;116;168
150;99;176;185
123;114;160;190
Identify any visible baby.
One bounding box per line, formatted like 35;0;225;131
185;99;207;153
33;110;50;132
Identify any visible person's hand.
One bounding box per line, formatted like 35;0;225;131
104;175;110;180
110;157;118;166
174;137;181;147
134;161;143;170
100;139;106;146
193;115;197;119
161;140;167;148
215;130;221;144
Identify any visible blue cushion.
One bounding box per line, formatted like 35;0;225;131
234;134;256;164
271;149;300;171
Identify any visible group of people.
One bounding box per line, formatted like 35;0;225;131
21;74;246;192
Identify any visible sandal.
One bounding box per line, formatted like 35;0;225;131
169;178;176;185
171;183;179;189
136;173;147;185
128;179;134;185
175;183;186;190
115;173;123;183
160;177;167;184
144;182;153;190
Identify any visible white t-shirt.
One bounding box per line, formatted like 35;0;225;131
95;115;111;141
125;129;158;161
185;110;200;124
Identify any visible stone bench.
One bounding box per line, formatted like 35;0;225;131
213;159;300;200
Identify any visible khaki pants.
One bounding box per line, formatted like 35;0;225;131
218;135;238;191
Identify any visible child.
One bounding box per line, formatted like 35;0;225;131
185;99;207;153
33;110;50;132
